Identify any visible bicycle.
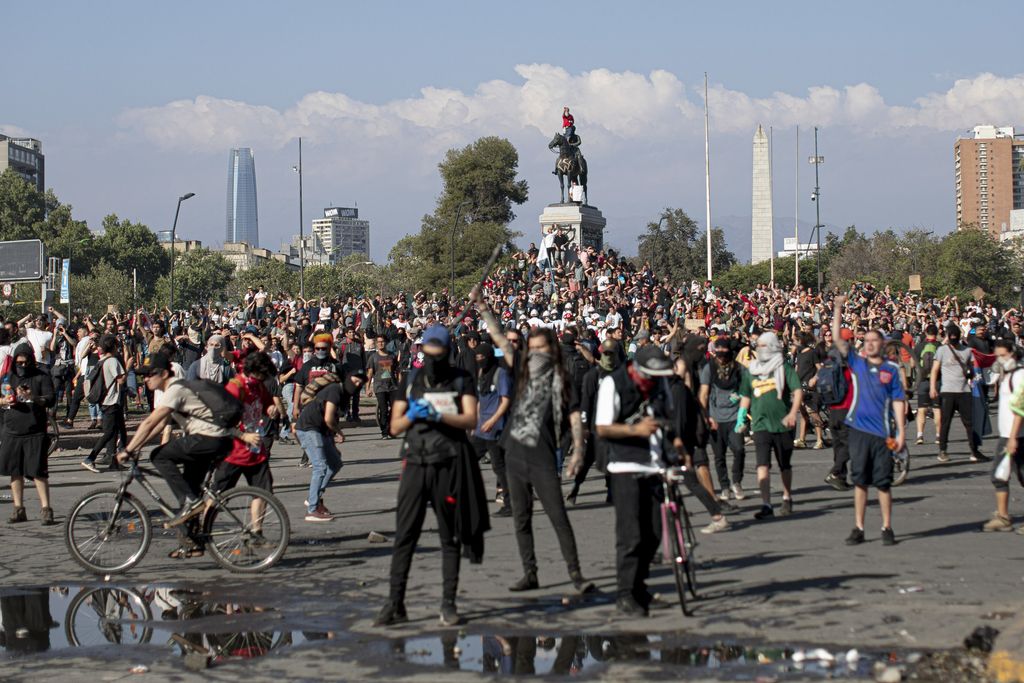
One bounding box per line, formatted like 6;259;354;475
47;414;60;455
65;585;154;647
607;461;699;616
64;453;290;574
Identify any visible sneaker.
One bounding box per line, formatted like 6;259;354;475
509;573;539;592
61;419;74;429
793;439;807;449
934;438;940;445
701;517;731;534
7;506;27;524
778;499;793;517
374;601;408;627
569;570;596;594
304;509;334;523
439;602;463;626
165;499;204;528
824;472;852;491
937;451;950;463
80;459;101;474
813;440;825;450
754;504;774;520
493;504;512;517
915;435;924;445
983;513;1014;533
40;507;54;526
881;527;897;546
316;502;332;516
845;527;865;545
970;453;992;463
718;490;731;502
730;483;746;500
615;595;648;617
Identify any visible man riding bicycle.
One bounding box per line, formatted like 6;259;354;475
116;352;262;537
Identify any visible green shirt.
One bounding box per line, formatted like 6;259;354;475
739;364;801;433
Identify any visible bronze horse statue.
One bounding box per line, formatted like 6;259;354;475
548;132;588;204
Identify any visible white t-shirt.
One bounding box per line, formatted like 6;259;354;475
25;328;53;364
997;367;1024;438
569;185;584;203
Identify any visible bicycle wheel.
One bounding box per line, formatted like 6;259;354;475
665;502;691;617
203;486;290;573
65;586;153;647
47;415;60;455
680;502;699;599
65;488;152;574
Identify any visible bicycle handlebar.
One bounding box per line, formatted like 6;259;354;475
606;462;688;480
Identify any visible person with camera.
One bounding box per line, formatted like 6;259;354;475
930;324;984;463
1;346;56;525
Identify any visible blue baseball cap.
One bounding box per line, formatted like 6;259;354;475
421;324;451;350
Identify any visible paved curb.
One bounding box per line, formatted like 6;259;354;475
990;616;1024;682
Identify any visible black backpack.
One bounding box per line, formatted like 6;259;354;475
86;358;110;405
181;379;244;429
815;353;849;407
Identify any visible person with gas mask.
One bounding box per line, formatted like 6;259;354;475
930;324;983;463
471;342;513;515
376;325;481;628
185;334;234;384
594;345;678;616
1;346;56;524
291;333;342;467
698;337;748;501
566;338;621;505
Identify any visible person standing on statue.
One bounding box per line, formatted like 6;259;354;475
562;106;574;134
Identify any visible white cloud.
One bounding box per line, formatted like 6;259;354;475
117;66;1024;152
0;124;32;138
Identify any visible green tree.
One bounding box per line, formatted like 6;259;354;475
638;208;736;284
227;258;299;302
388;137;527;294
930;229;1020;303
0;168;46;241
152;248;233;309
716;254;817;292
96;214;170;297
69;261;135;317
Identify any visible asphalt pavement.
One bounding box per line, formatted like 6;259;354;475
0;407;1019;681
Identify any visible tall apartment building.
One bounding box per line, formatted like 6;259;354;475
311;207;370;263
226;148;259;246
954;125;1024;237
0;134;45;192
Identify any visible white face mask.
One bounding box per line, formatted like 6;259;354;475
999;356;1017;372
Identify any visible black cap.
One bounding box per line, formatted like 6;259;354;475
634;346;674;377
137;353;173;376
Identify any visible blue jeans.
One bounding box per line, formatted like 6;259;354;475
296;429;342;513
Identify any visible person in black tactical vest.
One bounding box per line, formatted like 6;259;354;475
594;345;677;617
375;325;481;629
567;338;620;505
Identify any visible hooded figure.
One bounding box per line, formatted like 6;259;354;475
748;331;786;399
191;334;233;385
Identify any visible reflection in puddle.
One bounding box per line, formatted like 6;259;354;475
0;585;326;662
395;634;883;679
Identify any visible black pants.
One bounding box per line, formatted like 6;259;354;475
345;385;362;421
66;379;85;422
472;436;507;495
87;404;127;462
505;441;582;577
50;369;70;414
939;392;979;455
709;421;746;489
388;459;460;605
829;408;850;478
375;389;396;436
570;434;611;498
609;473;661;603
151;434;233;505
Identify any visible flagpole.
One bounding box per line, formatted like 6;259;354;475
769;125;775;288
795;126;800;287
704;72;712;281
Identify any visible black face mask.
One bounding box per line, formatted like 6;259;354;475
13;364;26;378
422;352;449;382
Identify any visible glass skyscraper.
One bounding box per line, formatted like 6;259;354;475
226;148;259;246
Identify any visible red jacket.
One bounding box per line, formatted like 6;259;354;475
562;112;574;129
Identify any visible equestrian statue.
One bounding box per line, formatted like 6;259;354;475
548;106;588;204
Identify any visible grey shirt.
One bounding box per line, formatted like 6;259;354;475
100;356;125;407
934;343;973;394
699;362;741;423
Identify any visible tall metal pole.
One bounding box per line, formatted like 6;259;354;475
170;197;183;313
449;202;468;297
795;126;800;287
298;137;305;299
813;127;822;293
769;125;775;287
704;72;713;281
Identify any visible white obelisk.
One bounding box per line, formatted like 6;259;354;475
751;124;773;264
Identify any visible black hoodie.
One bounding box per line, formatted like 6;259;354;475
3;351;55;435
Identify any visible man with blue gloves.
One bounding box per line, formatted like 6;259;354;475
375;325;479;628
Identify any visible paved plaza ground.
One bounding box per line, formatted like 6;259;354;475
0;408;1019;681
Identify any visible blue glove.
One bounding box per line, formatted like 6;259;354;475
423;402;442;423
734;406;749;433
406;399;431;422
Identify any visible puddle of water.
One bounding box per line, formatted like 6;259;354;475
391;634;896;679
0;585;324;662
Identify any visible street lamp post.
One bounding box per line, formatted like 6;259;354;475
169;192;195;313
808;127;825;293
292;139;305;299
449;201;470;298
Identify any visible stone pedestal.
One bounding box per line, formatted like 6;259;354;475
539;203;606;252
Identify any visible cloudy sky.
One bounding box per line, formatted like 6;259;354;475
3;1;1022;262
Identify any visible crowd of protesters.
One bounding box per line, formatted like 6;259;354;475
2;236;1024;621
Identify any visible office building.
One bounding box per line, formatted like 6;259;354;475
226;148;259;246
281;234;331;267
955;125;1024;237
311;207;370;262
0;134;45;192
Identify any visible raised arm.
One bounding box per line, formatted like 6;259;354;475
831;295;848;357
